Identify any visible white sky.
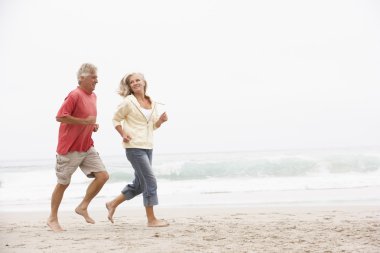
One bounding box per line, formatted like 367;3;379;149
1;0;380;160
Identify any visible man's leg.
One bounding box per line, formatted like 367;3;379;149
75;171;109;223
47;183;69;232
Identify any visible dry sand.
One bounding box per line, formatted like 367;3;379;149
1;205;379;253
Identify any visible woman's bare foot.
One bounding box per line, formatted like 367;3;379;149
75;206;95;224
105;202;115;223
147;219;170;227
47;217;65;232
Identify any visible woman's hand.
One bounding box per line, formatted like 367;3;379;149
122;133;132;143
159;112;168;123
155;112;168;128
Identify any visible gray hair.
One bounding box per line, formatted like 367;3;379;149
117;72;147;97
77;63;97;82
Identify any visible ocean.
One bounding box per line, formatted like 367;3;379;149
1;148;379;212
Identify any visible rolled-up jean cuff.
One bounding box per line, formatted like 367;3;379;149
121;190;158;206
121;191;135;201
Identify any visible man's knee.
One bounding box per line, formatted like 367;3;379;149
95;171;109;183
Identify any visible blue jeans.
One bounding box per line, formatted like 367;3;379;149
121;148;158;206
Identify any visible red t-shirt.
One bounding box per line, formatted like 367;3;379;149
56;87;97;155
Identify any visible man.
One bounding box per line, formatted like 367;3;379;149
47;63;109;232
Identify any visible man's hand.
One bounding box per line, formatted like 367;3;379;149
93;124;99;132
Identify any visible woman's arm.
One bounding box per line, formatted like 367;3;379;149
115;125;132;143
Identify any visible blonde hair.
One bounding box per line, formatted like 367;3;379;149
77;63;97;82
118;72;149;98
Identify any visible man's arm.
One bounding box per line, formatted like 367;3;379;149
56;115;96;125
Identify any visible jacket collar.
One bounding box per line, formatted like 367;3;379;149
127;94;156;122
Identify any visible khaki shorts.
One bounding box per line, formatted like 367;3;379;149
55;147;107;185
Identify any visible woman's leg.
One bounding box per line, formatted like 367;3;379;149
106;174;142;223
106;194;126;223
126;149;158;207
106;150;143;223
127;149;169;227
145;206;169;227
126;149;169;226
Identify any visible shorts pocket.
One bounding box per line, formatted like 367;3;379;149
56;155;70;172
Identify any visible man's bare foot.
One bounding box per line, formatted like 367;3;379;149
105;202;115;223
47;218;65;232
75;207;95;224
147;219;170;227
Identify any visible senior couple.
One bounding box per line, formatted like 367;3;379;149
47;63;169;232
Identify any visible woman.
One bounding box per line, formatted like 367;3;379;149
106;72;169;227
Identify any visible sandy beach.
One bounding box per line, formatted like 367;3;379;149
1;205;379;253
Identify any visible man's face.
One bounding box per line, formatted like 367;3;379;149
80;72;98;93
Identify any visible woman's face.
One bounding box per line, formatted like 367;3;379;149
128;74;145;94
